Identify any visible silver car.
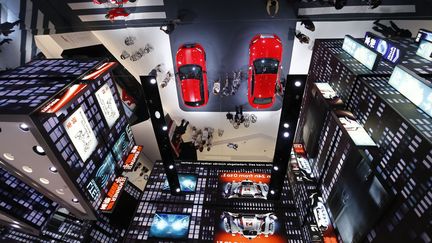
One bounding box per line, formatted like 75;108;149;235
224;180;269;199
222;212;277;240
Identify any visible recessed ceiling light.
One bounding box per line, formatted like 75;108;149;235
11;224;20;229
49;166;58;173
294;81;302;87
283;132;289;138
39;178;50;184
270;190;275;195
154;111;161;119
273;166;279;171
72;198;79;203
19;123;30;132
150;78;156;84
22;166;33;173
162;126;168;131
3;153;14;161
175;188;181;193
33;146;46;155
168;165;174;170
283;123;289;128
55;189;65;195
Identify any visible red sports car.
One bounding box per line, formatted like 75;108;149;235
175;43;209;107
248;34;283;109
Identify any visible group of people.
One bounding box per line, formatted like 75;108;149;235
93;0;136;22
120;35;154;62
295;18;315;45
213;71;242;97
191;126;214;152
0;20;20;53
226;106;257;129
147;63;174;88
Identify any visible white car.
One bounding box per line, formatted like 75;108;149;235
222;212;277;240
224;180;269;199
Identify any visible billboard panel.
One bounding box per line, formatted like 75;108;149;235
95;83;120;128
149;213;190;239
219;172;270;200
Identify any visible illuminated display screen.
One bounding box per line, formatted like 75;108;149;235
100;176;127;212
415;29;432;43
342;35;381;70
416;39;432;61
113;131;130;162
87;153;116;201
149;213;190;239
95;83;120;128
388;66;432;118
63;107;98;162
41;84;87;113
364;32;401;64
123;145;143;170
219;172;270;200
163;174;197;192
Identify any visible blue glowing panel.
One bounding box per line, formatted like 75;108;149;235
364;32;402;64
112;131;130;162
86;153;116;201
163;174;198;192
416;39;432;61
388;66;432;118
415;29;432;43
342;35;381;70
149;213;190;239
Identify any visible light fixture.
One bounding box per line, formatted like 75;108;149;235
168;165;174;170
3;153;15;161
175;188;181;193
19;123;29;132
55;189;65;195
22;166;33;173
283;123;289;128
39;178;50;184
155;111;161;119
33;146;46;155
273;166;279;171
11;224;20;229
72;198;79;203
49;166;58;173
270;190;275;195
162;126;168;131
283;132;289;138
294;81;302;87
150;78;156;84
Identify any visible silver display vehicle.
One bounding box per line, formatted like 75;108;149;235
224;180;269;199
222;212;277;239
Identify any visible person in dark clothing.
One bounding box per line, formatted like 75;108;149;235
176;119;189;135
301;18;315;32
389;21;412;38
266;0;279;17
373;20;412;38
235;106;244;125
0;20;20;36
295;31;310;44
226;112;234;122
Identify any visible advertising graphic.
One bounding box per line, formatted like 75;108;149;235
215;211;288;243
113;131;131;162
416;39;432;61
41;84;87;113
100;176;127;212
122;145;142;170
388;66;432;118
149;213;190;239
87;153;116;201
63;107;98;162
82;62;116;80
163;174;198;192
342;35;381;70
219;172;270;200
95;83;120;128
415;28;432;43
364;32;401;64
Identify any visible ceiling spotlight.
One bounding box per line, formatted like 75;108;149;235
39;178;50;184
273;166;279;171
150;78;156;84
162;126;168;131
33;146;46;156
3;153;15;161
168;165;174;170
175;188;181;193
283;123;289;128
22;166;33;173
19;123;30;132
72;198;79;203
270;190;275;195
55;189;65;195
294;81;302;87
49;166;58;173
11;224;20;229
283;132;289;138
155;111;161;119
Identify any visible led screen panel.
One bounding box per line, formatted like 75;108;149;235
219;172;270;200
364;32;401;64
388;66;432;118
149;213;190;239
113;131;130;162
416;39;432;61
63;107;98;162
163;174;197;193
415;28;432;43
95;83;120;128
86;153;116;201
342;35;381;70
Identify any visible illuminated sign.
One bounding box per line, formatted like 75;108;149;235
297;156;314;177
63;107;98;162
95;84;120;128
41;84;87;113
338;117;376;146
87;153;116;201
82;62;117;80
123;145;143;170
100;176;127;212
415;29;432;43
315;83;338;99
364;32;401;64
293;143;305;154
313;202;331;231
388;66;432;118
342;35;381;70
416;39;432;61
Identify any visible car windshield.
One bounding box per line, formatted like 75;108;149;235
253;58;279;74
253;97;272;104
178;65;202;80
241;181;253;186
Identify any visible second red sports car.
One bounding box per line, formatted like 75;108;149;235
248;34;283;109
175;43;209;107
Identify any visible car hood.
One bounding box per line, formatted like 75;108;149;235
181;79;201;102
250;37;282;60
253;74;277;98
